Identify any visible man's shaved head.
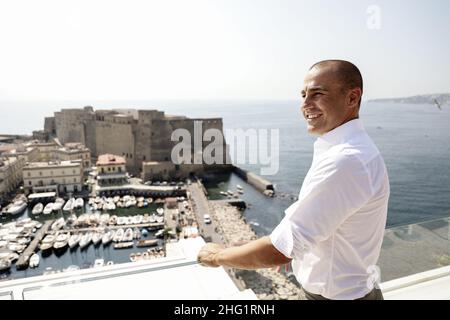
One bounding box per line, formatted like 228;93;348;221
309;60;363;106
301;60;363;135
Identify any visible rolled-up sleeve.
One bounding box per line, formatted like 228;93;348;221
270;154;373;259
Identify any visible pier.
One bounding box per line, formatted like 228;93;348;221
210;199;247;209
232;166;274;193
16;220;53;270
61;222;165;233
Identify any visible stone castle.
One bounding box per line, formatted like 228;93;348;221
44;106;230;175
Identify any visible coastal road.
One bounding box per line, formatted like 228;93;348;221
187;182;223;244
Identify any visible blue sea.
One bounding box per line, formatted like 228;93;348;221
1;99;450;235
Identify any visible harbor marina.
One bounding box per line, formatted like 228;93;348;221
0;196;170;281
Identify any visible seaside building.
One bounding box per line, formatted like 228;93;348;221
54;142;91;171
2;145;39;163
0;157;25;199
44;106;231;175
25;140;59;162
96;154;128;186
22;160;83;194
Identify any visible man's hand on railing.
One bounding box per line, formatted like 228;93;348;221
197;243;225;268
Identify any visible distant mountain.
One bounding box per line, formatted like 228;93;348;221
368;93;450;105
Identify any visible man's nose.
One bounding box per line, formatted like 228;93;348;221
302;96;313;110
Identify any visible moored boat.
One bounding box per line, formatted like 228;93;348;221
53;239;68;251
136;239;158;247
43;203;54;215
32;203;44;215
63;198;75;211
51;217;65;231
92;232;102;246
75;198;84;209
68;234;81;248
114;241;134;249
29;254;40;268
79;233;92;250
52;198;65;211
123;228;133;242
101;230;115;245
113;228;124;242
7;200;27;215
0;259;12;272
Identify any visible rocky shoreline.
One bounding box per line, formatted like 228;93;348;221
209;202;305;300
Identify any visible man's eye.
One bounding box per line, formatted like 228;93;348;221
314;92;323;96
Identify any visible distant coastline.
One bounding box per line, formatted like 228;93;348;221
368;93;450;105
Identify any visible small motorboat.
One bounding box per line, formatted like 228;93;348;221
93;258;104;268
79;233;92;250
0;259;12;272
136;239;158;247
92;232;102;246
156;208;164;216
102;230;115;245
75;198;84;209
53;240;68;251
123;228;133;242
40;242;54;252
63;198;75;211
109;215;118;225
52;198;65;211
51;217;66;231
68;234;81;248
154;229;164;238
113;228;124;242
7;200;27;215
129;252;142;262
43;203;54;215
32;203;44;215
114;241;134;249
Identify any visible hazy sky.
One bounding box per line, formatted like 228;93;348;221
0;0;449;101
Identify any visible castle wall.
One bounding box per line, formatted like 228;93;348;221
95;121;135;169
51;107;230;174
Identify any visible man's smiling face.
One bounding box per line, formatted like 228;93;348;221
301;65;356;136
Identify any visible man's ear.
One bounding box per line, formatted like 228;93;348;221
347;88;362;109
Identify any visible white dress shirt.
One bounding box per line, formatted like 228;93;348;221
270;119;389;300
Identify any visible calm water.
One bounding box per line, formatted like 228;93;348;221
1;100;450;235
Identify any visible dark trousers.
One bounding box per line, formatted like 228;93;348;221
302;288;384;300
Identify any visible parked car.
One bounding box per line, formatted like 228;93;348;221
203;214;211;224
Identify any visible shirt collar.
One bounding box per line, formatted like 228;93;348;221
314;119;365;153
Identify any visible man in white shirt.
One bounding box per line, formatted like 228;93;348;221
197;60;389;300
